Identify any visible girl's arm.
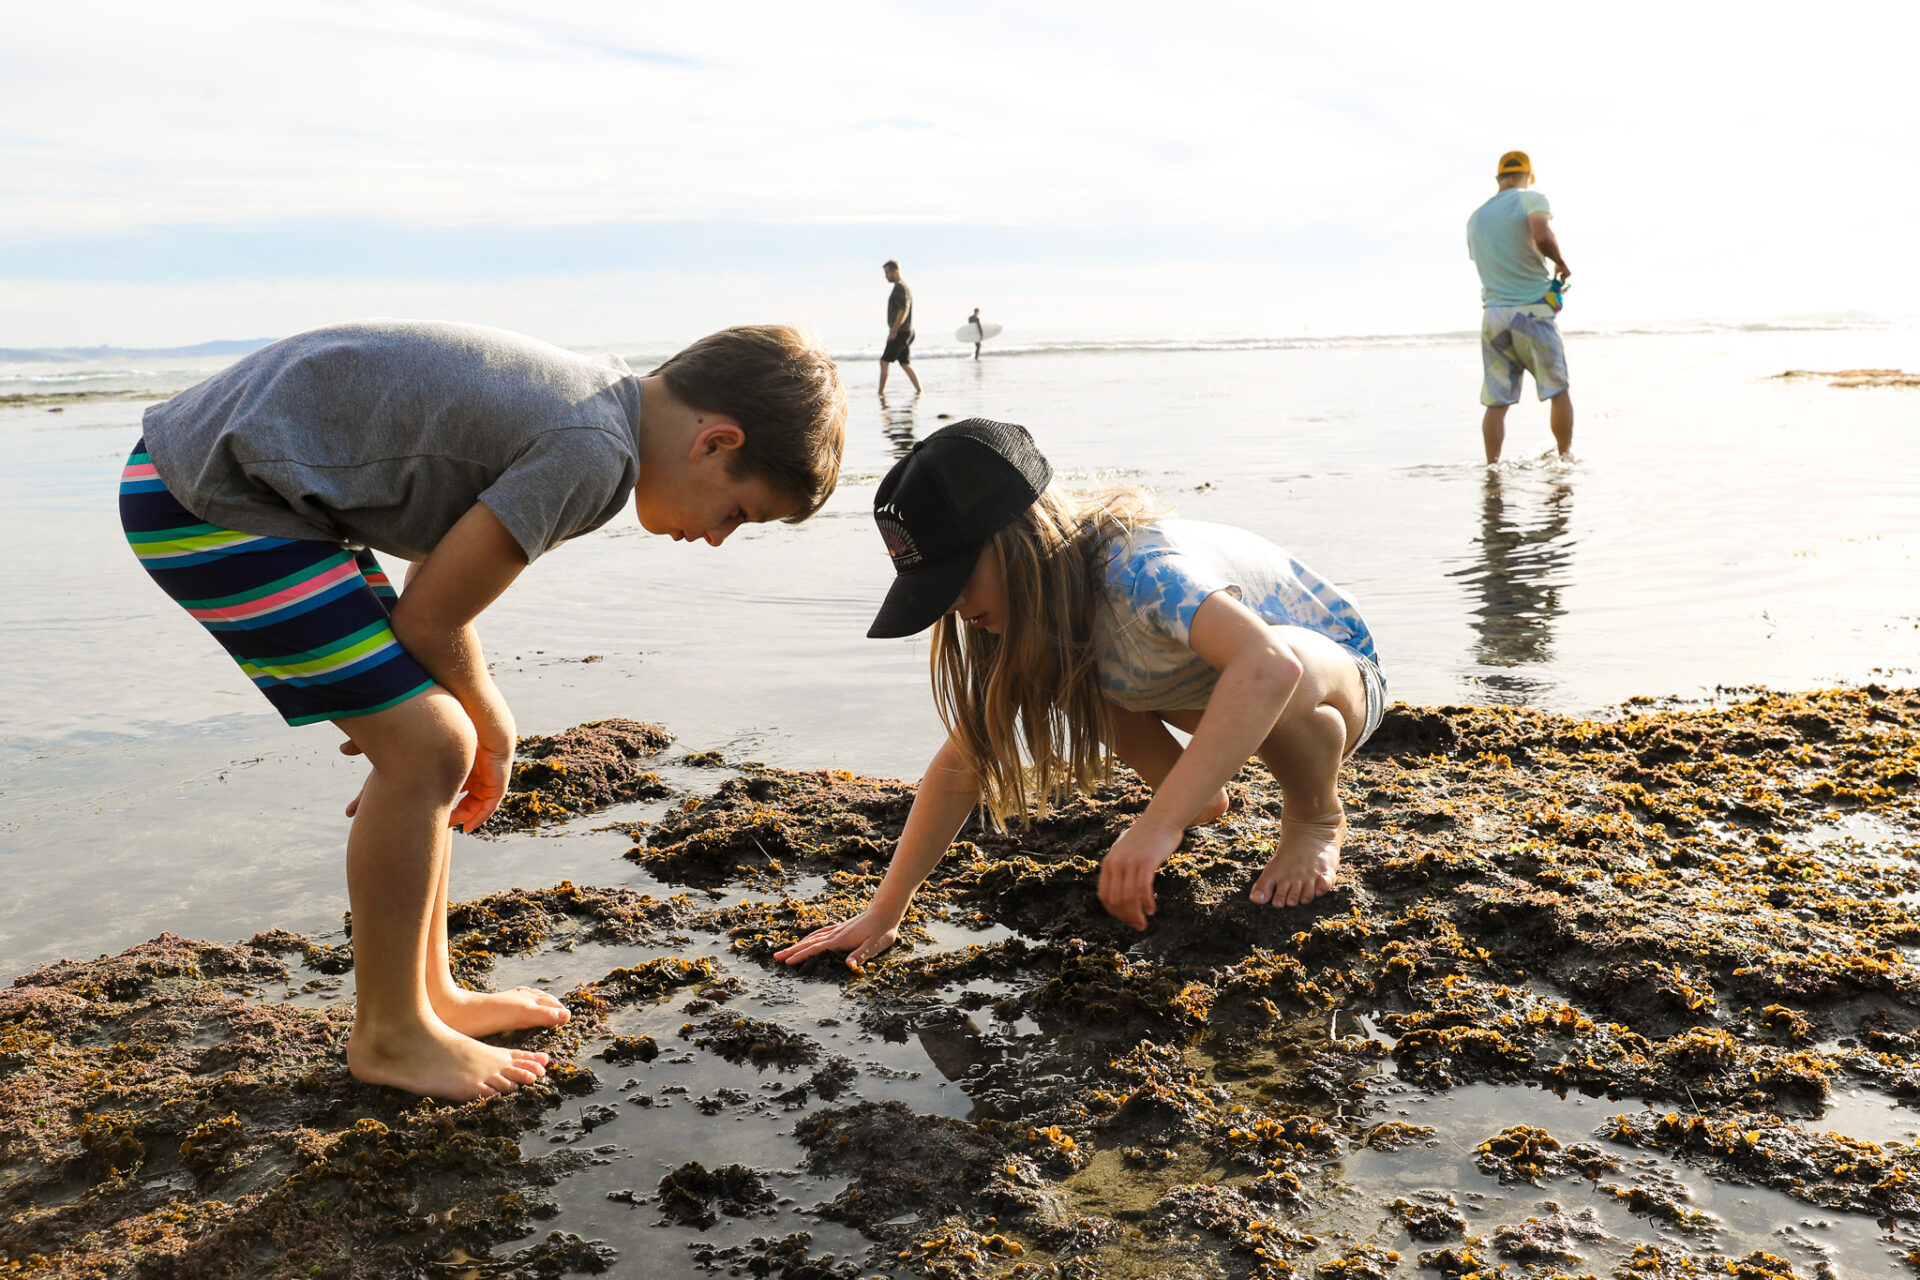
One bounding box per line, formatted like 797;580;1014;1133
773;735;982;968
1098;592;1303;929
1104;705;1230;826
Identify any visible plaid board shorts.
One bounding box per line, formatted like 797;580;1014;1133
119;439;436;726
1480;303;1570;407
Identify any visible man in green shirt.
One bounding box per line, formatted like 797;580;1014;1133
1467;151;1574;462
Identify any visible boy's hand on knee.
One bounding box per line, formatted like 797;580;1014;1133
339;738;367;817
1098;822;1181;931
450;741;514;833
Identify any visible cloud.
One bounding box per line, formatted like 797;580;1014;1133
3;1;1917;343
848;118;940;132
558;38;703;68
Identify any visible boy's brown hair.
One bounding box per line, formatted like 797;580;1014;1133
650;325;847;520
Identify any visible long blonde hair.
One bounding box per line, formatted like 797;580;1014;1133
931;483;1159;828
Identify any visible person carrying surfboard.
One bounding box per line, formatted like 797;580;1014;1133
957;309;1002;360
880;260;922;396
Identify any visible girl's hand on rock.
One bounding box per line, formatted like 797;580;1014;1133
1098;822;1182;930
774;911;900;970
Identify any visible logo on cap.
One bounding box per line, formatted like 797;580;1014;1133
875;504;921;568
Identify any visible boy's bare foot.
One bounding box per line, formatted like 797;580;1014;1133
346;1019;550;1101
431;985;572;1038
1250;811;1345;908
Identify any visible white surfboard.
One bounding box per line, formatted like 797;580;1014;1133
956;321;1003;344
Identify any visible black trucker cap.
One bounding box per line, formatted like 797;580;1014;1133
867;419;1052;639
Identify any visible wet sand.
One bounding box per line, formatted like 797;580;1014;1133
7;688;1920;1278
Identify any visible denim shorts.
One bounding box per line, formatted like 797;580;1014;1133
1344;646;1388;757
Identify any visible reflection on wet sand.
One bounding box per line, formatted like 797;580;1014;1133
1449;469;1576;704
880;392;918;458
913;1017;1024;1122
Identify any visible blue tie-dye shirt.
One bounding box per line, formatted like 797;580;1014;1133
1092;520;1379;711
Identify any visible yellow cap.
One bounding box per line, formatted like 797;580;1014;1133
1497;150;1532;177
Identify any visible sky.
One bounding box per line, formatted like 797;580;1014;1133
3;2;1916;349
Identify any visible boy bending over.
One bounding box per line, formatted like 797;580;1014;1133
121;320;845;1099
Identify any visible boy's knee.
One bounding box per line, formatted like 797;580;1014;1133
349;692;476;797
414;718;478;796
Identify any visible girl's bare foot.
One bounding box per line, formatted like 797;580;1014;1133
430;985;571;1038
346;1018;550;1101
1190;787;1231;827
1250;811;1345;908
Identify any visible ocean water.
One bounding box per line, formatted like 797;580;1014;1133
3;319;1918;971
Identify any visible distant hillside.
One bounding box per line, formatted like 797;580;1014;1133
0;339;274;362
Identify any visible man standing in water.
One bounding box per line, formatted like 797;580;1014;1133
1468;151;1573;463
880;260;921;396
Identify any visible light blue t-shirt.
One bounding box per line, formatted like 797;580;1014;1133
1467;188;1553;307
1092;520;1379;712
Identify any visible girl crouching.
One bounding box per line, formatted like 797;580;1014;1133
777;419;1385;968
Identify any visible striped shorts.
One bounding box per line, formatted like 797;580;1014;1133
120;438;436;726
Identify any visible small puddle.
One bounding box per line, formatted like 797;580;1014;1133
1339;1080;1917;1275
1785;813;1919;858
438;896;1065;1267
1813;1084;1920;1147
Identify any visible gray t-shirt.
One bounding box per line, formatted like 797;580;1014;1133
141;319;644;563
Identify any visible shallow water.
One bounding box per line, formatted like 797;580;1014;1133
6;323;1919;971
1342;1080;1919;1276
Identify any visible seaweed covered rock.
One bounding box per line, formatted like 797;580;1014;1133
655;1159;775;1227
632;767;916;885
561;955;726;1040
444;879;695;979
796;1100;1010;1228
483;718;675;831
1603;1109;1920;1216
683;1012;822;1068
0;935;582;1279
13;690;1920;1278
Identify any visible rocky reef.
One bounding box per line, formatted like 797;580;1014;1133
6;687;1920;1277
